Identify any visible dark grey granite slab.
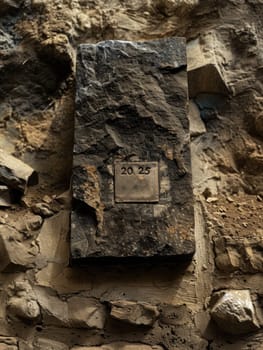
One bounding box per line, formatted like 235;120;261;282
71;38;194;263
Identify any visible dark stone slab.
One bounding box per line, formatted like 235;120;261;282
71;38;195;263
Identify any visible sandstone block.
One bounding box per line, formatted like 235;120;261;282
72;38;194;262
0;225;36;272
210;290;260;335
68;296;106;329
34;287;68;326
187;35;229;98
110;300;159;326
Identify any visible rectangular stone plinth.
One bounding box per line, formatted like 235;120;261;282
71;38;195;263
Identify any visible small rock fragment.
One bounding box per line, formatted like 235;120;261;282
68;296;106;329
0;149;38;192
32;202;55;217
25;214;43;231
210;289;260;335
110;300;159;326
206;197;218;203
7;281;40;323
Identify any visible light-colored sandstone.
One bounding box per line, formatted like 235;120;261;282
210;290;260;335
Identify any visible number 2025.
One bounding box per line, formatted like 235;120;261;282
121;166;151;175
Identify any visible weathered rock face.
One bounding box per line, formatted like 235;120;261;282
210;290;260;335
72;38;194;262
0;0;262;349
110;300;159;326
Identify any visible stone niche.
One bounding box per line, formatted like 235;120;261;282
71;38;195;263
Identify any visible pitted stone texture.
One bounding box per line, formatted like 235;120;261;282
7;281;40;323
210;290;260;335
110;300;159;326
72;38;194;262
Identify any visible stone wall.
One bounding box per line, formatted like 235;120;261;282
0;0;262;349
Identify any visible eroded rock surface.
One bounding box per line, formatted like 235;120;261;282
210;289;260;335
110;300;159;326
72;38;194;261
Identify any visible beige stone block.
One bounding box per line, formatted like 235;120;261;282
34;287;68;326
68;296;106;329
187;36;229;98
0;226;36;272
37;210;70;265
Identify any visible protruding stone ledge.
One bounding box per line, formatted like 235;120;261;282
0;149;38;193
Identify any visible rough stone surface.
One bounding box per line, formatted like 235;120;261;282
0;225;37;272
72;38;194;262
187;34;229;98
110;300;159;326
68;296;106;329
210;290;260;335
6;281;40;323
34;287;68;326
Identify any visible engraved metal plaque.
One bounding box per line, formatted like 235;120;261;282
115;162;159;203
